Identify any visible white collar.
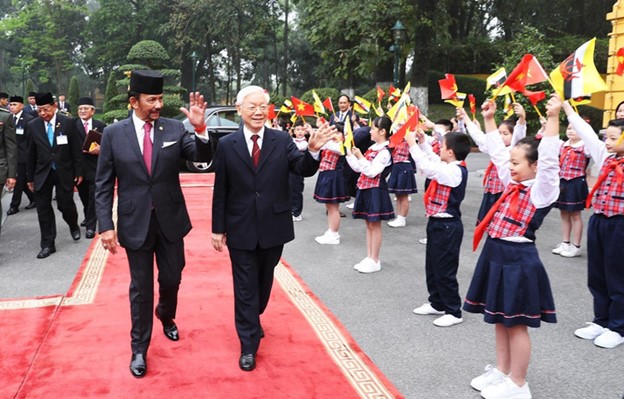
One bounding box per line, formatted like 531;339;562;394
243;125;264;141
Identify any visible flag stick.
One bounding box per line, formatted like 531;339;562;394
532;104;544;119
490;84;507;102
572;103;580;114
510;92;517;103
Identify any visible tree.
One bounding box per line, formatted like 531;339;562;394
103;71;118;113
68;76;80;112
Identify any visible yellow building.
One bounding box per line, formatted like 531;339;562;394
605;0;624;124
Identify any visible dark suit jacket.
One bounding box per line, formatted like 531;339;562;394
25;105;38;117
26;113;82;191
14;111;34;163
95;117;212;250
0;110;17;184
58;102;71;114
329;110;353;126
74;118;106;181
212;127;320;250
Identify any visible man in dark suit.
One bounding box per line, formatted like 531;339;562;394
74;97;106;238
0;106;17;236
328;94;353;126
27;93;83;259
211;85;335;372
0;92;9;110
95;70;212;378
25;92;38;117
7;96;36;215
57;94;70;114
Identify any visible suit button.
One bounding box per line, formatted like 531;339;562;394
255;192;260;197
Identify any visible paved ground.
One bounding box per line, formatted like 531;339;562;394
1;154;622;398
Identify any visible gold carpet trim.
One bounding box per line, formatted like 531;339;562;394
275;263;396;399
0;296;63;310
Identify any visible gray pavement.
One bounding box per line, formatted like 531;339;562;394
0;153;622;398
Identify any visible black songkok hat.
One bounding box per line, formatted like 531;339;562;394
78;97;95;107
28;91;37;97
129;70;164;95
0;92;8;99
9;95;24;103
35;92;54;106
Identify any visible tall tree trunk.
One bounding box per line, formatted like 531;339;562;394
282;0;289;96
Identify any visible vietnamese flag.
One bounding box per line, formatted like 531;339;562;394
616;47;624;76
521;89;546;106
438;74;458;100
323;97;334;115
376;86;385;103
389;106;420;148
267;104;276;120
504;54;549;92
291;96;315;117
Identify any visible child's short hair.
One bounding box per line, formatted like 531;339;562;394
435;119;453;132
293;118;304;127
372;116;393;138
443;132;471;161
608;118;624;132
514;136;539;164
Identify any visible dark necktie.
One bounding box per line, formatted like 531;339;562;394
251;134;261;168
473;183;525;251
143;122;153;174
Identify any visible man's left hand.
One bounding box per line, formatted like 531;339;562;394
180;92;208;132
308;122;337;152
4;178;16;191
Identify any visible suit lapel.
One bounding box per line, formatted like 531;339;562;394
122;119;149;176
232;129;255;172
256;129;276;172
151;119;165;173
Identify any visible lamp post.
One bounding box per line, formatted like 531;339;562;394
190;51;199;93
391;20;406;87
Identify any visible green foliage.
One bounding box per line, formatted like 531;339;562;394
102;109;129;124
103;71;118;113
161;95;185;118
127;40;170;69
269;93;287;109
68;76;80;111
26;79;35;96
118;64;149;73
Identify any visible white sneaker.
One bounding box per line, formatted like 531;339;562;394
413;303;445;315
552;242;570;255
574;322;606;340
471;365;507;392
419;237;427;245
315;231;340;245
481;377;531;399
292;215;302;222
387;218;406;228
408;195;412;202
354;257;372;270
593;329;624;349
560;245;581;258
345;202;354;209
358;259;381;273
433;314;463;327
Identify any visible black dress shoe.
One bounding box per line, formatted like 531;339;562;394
239;353;256;371
6;207;19;215
155;311;179;341
129;353;147;378
25;202;36;210
80;220;86;227
37;247;56;259
85;230;96;239
71;229;81;241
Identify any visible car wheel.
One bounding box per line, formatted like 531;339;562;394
185;160;213;173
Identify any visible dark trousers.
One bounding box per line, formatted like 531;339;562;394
125;211;185;354
289;172;304;217
34;170;79;248
228;244;283;354
9;162;34;208
77;177;97;230
425;217;463;318
587;214;624;335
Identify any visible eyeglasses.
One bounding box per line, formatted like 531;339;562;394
242;104;269;113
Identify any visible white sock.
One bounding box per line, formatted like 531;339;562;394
396;215;406;222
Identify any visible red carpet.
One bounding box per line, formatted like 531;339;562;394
1;174;402;399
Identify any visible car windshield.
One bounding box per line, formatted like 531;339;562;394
182;109;241;131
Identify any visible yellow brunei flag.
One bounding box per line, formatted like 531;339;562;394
387;92;410;121
550;38;607;100
341;117;354;155
312;90;325;114
487;67;513;96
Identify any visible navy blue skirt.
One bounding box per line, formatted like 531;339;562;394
554;177;588;211
463;237;557;328
476;192;502;226
387;163;418;194
352;185;395;222
313;170;350;203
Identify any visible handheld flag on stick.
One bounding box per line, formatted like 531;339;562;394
503;94;514;119
343;117;354;154
521;89;546;118
291;96;315;117
549;38;607;100
445;92;466;108
504;54;549;92
468;94;476;120
487;68;512;97
267;104;276;121
387;92;410;121
280;99;293;113
323;97;335;116
353;96;372;115
389;106;420;148
312;91;325;115
376;86;385;104
438;74;458;100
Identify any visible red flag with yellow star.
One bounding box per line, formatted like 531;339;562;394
438;74;458;100
504;54;549;92
291;96;315;117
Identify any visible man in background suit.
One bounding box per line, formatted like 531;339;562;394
0;92;9;110
0;106;17;236
74;97;105;238
7;95;36;215
57;94;70;114
329;94;353;126
27;92;83;259
211;85;336;371
96;70;211;378
25;92;38;117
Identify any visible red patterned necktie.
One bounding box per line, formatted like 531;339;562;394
586;157;624;208
83;121;89;134
251;134;261;167
143;122;153;174
473;183;525;251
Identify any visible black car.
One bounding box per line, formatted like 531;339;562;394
180;106;241;173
